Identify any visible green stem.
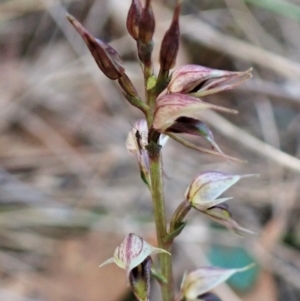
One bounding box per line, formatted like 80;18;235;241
148;141;174;301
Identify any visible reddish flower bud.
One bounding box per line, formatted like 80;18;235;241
138;0;155;44
127;0;142;40
159;1;181;71
66;14;124;80
118;74;138;97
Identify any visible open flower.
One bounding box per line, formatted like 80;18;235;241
185;171;257;234
180;264;254;300
153;93;236;133
185;172;256;210
168;64;252;96
99;234;169;301
152;93;239;160
99;233;169;274
126;119;168;186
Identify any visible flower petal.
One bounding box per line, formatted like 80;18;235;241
153;93;237;132
181;264;254;300
168;64;252;94
129;256;152;301
203;203;255;236
166;117;225;156
185;172;256;210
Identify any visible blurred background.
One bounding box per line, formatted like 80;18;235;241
1;0;300;300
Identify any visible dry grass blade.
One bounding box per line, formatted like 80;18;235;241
180;15;300;81
200;111;300;173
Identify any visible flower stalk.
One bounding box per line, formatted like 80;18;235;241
67;1;255;300
147;140;174;301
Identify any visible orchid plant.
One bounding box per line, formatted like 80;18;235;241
67;1;256;300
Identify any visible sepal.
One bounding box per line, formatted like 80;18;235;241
66;14;124;80
168;64;252;95
180;264;254;300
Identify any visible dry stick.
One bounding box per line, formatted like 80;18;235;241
0;0;78;22
200;111;300;173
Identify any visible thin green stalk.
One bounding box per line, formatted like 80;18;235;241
148;141;174;301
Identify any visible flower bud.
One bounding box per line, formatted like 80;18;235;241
127;0;142;40
66;14;124;80
118;74;138;97
138;0;155;44
168;64;252;94
99;233;170;276
180;264;254;300
153;93;237;132
185;172;256;210
159;1;181;71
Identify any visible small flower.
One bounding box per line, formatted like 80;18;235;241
126;119;168;153
66;14;124;80
168;64;252;95
99;233;170;276
126;119;149;154
180;264;254;300
126;119;168;186
153;93;237;133
185;172;256;210
185;172;257;234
